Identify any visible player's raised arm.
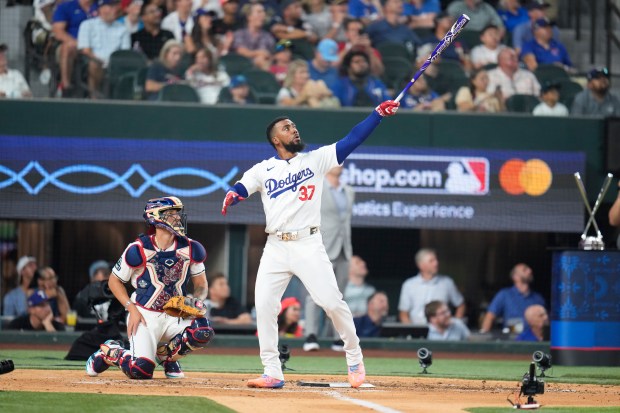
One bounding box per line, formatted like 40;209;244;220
335;100;399;164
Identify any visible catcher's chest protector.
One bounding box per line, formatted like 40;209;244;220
134;235;192;311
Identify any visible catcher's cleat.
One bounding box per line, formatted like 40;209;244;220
163;360;185;379
247;375;285;389
347;362;366;388
99;340;126;367
85;349;110;377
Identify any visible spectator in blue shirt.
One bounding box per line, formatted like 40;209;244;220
353;291;389;338
2;256;37;317
78;0;131;98
496;0;529;33
521;18;572;72
403;0;441;30
365;0;421;48
512;1;560;53
480;263;546;333
515;304;548;342
333;49;390;106
348;0;383;25
401;74;448;111
308;38;340;94
52;0;98;96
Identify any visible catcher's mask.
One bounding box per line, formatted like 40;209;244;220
143;196;187;237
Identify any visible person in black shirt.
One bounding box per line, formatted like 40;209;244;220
131;1;175;61
8;290;65;332
206;272;252;324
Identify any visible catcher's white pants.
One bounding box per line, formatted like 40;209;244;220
255;233;363;380
127;306;192;361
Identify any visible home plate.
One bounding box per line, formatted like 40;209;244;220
298;381;375;388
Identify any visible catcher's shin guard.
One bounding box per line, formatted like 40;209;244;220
157;318;214;362
119;356;156;380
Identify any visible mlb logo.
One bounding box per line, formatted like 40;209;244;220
444;159;489;195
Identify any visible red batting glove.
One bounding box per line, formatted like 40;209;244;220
221;190;245;216
375;100;400;117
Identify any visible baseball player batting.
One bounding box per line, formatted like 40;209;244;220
85;196;214;379
221;99;400;388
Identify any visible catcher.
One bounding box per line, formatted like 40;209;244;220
86;196;214;379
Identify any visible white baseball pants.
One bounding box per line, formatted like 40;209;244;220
254;233;363;380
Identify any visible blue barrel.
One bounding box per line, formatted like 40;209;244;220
551;250;620;366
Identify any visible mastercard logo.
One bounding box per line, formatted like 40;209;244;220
499;159;552;196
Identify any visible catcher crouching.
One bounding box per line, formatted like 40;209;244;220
86;196;214;379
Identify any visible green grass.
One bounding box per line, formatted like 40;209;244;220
2;349;620;385
0;391;235;413
468;408;620;413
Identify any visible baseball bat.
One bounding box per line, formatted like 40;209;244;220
394;14;470;103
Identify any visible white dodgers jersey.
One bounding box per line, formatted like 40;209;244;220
238;143;339;233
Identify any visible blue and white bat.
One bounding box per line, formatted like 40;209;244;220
394;14;471;103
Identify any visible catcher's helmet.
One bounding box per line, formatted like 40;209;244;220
143;196;187;237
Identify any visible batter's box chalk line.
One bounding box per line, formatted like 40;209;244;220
297;381;375;388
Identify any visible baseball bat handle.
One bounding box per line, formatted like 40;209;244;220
394;14;470;103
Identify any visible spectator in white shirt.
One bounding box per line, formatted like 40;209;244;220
533;81;568;116
486;47;540;102
78;0;130;98
470;24;505;70
162;0;194;42
0;43;32;98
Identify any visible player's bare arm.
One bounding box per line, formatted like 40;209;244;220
108;275;146;337
192;274;208;301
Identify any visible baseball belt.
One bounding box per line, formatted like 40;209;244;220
274;226;319;241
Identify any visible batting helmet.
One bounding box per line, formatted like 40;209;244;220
143;196;187;237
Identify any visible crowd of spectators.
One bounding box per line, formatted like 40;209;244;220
1;0;619;116
0;249;551;344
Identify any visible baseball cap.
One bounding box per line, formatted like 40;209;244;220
280;0;299;12
17;255;37;275
98;0;120;6
317;38;338;62
587;67;610;81
27;290;48;307
194;8;217;18
279;297;300;315
532;17;554;29
89;260;110;280
229;74;248;88
525;1;550;10
275;39;292;53
541;80;560;93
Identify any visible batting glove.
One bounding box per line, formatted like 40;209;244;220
221;190;245;216
375;100;400;117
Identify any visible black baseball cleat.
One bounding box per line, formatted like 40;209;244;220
331;339;345;352
303;334;320;352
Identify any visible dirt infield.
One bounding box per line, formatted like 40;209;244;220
2;369;619;413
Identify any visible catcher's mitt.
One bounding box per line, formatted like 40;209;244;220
163;296;207;319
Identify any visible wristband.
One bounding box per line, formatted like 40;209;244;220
124;300;132;308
